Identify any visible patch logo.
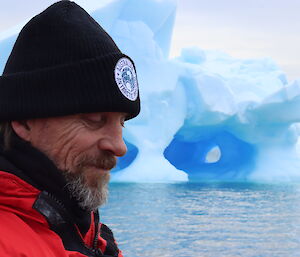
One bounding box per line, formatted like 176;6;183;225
114;57;138;101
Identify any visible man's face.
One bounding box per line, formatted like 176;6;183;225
24;112;127;210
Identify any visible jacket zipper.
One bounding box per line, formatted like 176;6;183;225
47;192;103;256
93;223;100;249
93;211;102;255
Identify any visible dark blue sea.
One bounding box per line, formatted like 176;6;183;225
100;183;300;257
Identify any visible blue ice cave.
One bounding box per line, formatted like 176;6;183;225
164;126;257;181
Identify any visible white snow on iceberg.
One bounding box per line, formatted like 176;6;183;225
1;0;300;182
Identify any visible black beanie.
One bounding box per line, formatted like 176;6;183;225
0;0;140;121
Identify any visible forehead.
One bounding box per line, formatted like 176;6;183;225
32;112;127;125
79;112;128;119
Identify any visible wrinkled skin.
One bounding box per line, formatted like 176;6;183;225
12;112;127;210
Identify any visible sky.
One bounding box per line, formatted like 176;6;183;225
0;0;300;81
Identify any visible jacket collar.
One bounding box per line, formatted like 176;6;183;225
0;133;91;235
0;170;44;224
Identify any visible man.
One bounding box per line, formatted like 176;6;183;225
0;1;140;257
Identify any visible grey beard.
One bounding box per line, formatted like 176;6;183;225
65;173;109;211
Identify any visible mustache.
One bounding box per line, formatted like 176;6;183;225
75;151;117;171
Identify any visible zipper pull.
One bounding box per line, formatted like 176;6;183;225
92;248;103;256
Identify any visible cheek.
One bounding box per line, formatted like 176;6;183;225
30;127;59;157
30;127;81;169
57;135;99;171
29;120;100;171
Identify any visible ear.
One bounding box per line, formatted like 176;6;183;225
11;121;31;142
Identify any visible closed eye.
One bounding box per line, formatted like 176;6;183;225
81;114;106;130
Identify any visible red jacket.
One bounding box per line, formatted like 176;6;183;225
0;171;123;257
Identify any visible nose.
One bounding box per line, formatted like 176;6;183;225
97;124;127;157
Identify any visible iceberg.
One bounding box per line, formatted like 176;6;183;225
1;0;300;182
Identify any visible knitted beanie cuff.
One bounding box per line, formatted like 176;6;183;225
0;53;140;121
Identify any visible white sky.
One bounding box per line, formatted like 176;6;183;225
0;0;300;81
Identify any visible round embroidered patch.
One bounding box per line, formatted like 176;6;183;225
114;57;138;101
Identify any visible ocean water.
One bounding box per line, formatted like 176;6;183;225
100;183;300;257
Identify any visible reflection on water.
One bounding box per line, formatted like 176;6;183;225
100;182;300;257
